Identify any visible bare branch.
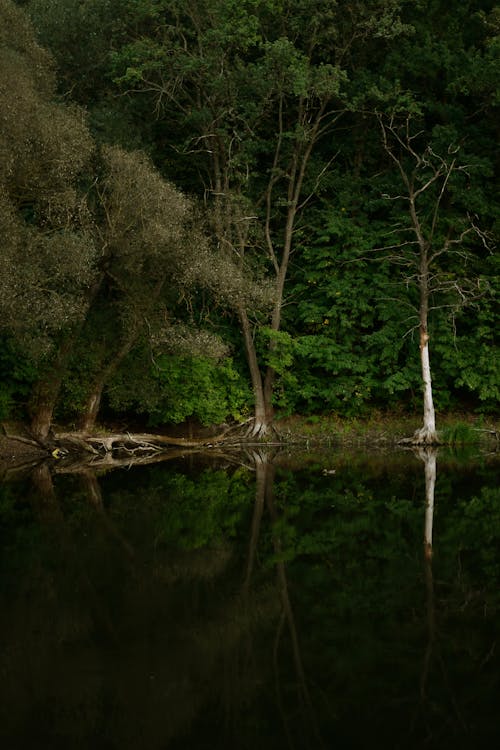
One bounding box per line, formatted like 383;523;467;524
297;150;340;211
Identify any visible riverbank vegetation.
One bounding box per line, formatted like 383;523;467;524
1;0;498;447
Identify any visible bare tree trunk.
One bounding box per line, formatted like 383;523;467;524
262;200;296;428
238;306;270;437
415;327;438;444
413;257;438;444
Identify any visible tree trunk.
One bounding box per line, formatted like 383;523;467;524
260;199;298;432
413;252;438;445
413;327;438;444
30;354;68;442
78;323;144;433
263;367;275;427
30;273;107;442
413;318;439;444
238;306;271;437
79;381;105;434
30;399;56;443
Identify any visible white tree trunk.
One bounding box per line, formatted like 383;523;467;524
414;330;439;444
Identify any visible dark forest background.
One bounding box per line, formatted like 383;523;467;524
1;0;498;437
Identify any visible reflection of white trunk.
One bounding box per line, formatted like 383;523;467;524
416;446;437;713
422;448;437;561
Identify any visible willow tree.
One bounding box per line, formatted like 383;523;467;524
110;0;410;435
75;146;266;433
1;0;264;440
0;0;98;439
74;146;192;432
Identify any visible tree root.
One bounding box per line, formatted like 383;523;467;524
398;427;442;446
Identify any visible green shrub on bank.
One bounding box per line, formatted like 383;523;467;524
439;421;479;445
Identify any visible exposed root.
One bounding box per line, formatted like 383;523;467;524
399;427;442;446
244;419;284;441
1;422;45;449
245;419;269;439
412;426;441;445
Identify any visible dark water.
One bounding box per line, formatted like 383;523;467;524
1;447;499;749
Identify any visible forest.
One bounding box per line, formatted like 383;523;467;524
0;0;498;444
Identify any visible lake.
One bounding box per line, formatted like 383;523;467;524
1;446;499;749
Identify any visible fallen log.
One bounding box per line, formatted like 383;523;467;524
53;425;238;457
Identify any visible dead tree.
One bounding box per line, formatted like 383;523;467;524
377;113;492;444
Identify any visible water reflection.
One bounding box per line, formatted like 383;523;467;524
419;447;437;561
414;447;485;744
250;451;323;749
415;447;438;740
1;448;499;749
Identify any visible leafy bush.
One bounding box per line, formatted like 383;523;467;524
107;351;252;426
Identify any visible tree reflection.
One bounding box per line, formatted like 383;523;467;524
243;450;268;593
420;447;437;561
241;449;325;750
78;468;137;564
3;448;499;748
414;446;467;742
415;446;437;733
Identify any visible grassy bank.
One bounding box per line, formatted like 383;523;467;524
273;412;500;448
1;412;498;462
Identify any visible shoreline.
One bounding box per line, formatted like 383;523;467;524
1;412;498;461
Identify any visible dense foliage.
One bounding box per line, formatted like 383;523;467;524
0;0;498;433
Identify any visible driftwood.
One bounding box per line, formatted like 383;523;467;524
50;423;250;464
1;420;289;477
56;426;234;452
473;427;499;442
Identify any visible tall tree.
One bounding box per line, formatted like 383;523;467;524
0;0;98;438
73;146;264;431
376;112;494;442
363;0;499;437
108;0;410;434
2;0;265;438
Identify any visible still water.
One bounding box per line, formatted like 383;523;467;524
1;447;499;749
